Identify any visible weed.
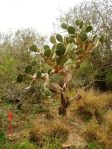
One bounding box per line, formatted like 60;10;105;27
87;141;102;149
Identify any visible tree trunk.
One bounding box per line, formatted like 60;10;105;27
58;92;70;115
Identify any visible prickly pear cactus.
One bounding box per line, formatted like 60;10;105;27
17;20;103;115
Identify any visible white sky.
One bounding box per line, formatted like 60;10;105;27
0;0;84;35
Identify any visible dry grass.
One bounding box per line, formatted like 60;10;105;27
29;118;69;146
103;109;112;131
84;118;99;140
72;89;112;121
72;90;112;149
84;117;112;149
1;89;111;148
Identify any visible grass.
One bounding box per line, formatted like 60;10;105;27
0;133;6;149
14;140;37;149
0;139;37;149
41;136;62;149
0;89;112;148
29;118;69;146
72;89;112;121
87;141;102;149
0;95;68;149
84;117;112;148
74;90;112;149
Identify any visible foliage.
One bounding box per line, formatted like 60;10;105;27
0;53;17;83
0;28;46;105
58;0;112;90
72;60;95;88
0;1;112;148
105;71;112;86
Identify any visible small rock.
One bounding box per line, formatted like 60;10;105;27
62;144;72;149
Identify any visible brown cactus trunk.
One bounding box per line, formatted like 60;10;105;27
58;92;70;115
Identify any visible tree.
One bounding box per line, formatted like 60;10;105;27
57;0;112;90
0;28;46;94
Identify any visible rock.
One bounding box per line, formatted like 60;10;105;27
62;144;75;149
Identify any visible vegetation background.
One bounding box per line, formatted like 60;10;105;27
0;0;112;149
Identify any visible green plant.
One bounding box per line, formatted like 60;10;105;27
87;141;102;149
0;110;8;149
17;20;102;115
42;136;62;149
17;140;37;149
105;71;112;88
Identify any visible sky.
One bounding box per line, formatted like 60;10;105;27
0;0;84;35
